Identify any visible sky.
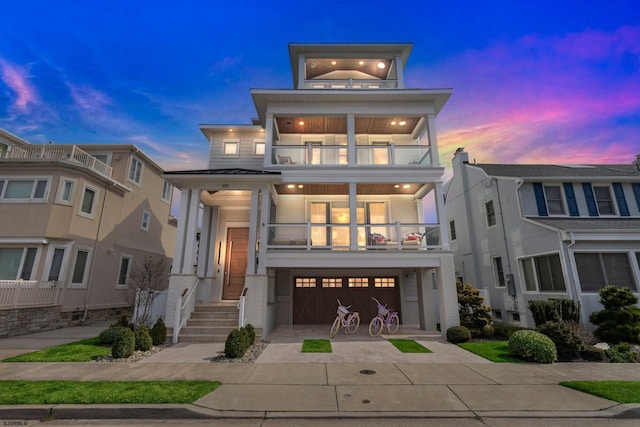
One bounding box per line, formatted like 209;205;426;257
1;0;639;177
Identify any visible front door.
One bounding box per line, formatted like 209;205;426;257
222;227;249;300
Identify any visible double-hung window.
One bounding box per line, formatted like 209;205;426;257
0;177;49;202
520;253;566;292
593;186;615;215
485;200;496;227
161;180;172;203
128;157;143;185
78;185;98;218
544;185;565;215
0;247;38;280
70;248;91;287
493;256;505;287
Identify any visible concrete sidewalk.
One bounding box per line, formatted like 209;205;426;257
1;324;640;421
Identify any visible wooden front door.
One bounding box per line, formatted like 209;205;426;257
222;227;249;300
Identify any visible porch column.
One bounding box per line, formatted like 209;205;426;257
437;255;460;334
435;183;450;250
182;189;201;275
426;114;440;166
263;113;274;168
395;54;404;88
257;186;270;275
246;188;260;275
349;182;358;250
347;113;355;167
416;268;437;330
197;205;219;303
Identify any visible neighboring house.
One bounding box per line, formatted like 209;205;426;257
445;148;640;328
0;128;176;337
165;42;460;341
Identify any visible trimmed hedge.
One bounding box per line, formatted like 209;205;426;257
538;321;581;361
112;328;135;359
508;330;557;363
99;327;125;345
134;325;153;351
150;318;167;346
446;325;471;343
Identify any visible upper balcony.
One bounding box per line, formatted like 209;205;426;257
2;144;113;178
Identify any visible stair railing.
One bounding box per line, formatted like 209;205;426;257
237;287;248;327
172;278;200;344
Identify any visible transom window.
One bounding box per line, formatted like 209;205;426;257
544;185;565;215
593;186;615;215
0;177;49;202
521;253;566;292
128;157;143;184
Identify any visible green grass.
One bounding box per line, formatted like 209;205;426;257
560;381;640;404
388;339;432;353
302;339;332;353
0;380;220;404
457;341;523;363
2;337;111;362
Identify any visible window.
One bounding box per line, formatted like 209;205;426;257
544;185;565;215
493;257;505;287
47;248;65;281
223;140;239;157
55;177;77;205
575;252;636;292
493;310;502;320
322;278;342;288
485;200;496;227
593;186;615;215
520;253;566;292
253;140;265;156
161;181;172;203
449;220;456;241
348;277;368;287
117;255;132;288
78;185;98;218
91;153;111;165
374;277;396;288
295;277;316;288
0;247;38;280
128;157;143;184
141;211;150;231
71;249;91;287
0;177;49;202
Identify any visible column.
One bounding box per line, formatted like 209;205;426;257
435;183;449;250
347;113;355;167
437;255;461;334
246;188;260;275
263;113;274;168
416;268;436;330
394;54;404;88
349;182;358;250
182;188;200;275
426;114;439;166
257;186;271;275
172;188;191;274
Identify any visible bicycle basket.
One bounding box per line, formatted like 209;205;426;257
377;305;389;316
337;305;350;316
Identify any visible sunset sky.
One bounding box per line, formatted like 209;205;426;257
1;0;638;176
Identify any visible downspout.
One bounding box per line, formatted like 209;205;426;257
494;178;517;311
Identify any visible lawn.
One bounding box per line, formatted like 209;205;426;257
457;340;523;363
0;381;220;404
302;339;332;353
388;339;431;353
561;381;640;404
2;337;111;362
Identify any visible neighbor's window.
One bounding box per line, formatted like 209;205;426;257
71;249;91;287
0;247;37;280
520;253;566;292
544;185;565;215
492;257;505;287
0;178;49;201
55;177;77;205
593;186;615;215
575;252;636;292
449;220;456;241
117;255;132;288
485;200;496;227
47;248;65;282
254;140;265;156
79;185;97;217
128;157;143;184
141;211;150;231
223;141;239;156
161;180;172;202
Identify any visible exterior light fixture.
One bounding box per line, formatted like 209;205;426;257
298;184;304;189
394;184;400;188
359;61;364;65
399;121;406;126
390;121;397;125
298;121;305;126
287;184;295;189
331;61;337;65
377;62;385;69
228;129;234;132
403;184;411;189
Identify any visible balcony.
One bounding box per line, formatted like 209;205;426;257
303;79;398;89
273;145;431;166
4;145;113;178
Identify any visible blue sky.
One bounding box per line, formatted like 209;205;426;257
1;0;639;173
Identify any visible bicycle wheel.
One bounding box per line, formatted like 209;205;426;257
387;314;400;334
369;316;383;337
346;313;360;334
330;316;341;338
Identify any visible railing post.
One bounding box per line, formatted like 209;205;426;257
12;280;22;307
172;295;182;344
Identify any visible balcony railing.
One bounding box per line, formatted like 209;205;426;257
5;145;113;178
303;79;398;89
0;280;61;308
266;222;441;251
273;145;431;166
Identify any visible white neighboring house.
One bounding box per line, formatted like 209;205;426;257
164;42;460;341
445;148;640;328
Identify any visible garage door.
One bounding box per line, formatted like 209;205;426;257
293;276;400;324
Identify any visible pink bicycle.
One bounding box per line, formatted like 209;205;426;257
368;297;399;337
330;299;360;337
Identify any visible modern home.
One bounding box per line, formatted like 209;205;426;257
445;148;640;328
0;128;176;337
165;42;460;342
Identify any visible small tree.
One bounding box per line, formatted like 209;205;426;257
589;286;640;344
124;256;168;327
456;282;492;332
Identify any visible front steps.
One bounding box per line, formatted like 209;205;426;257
178;302;239;343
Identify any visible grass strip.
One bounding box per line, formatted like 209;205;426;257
0;381;220;404
560;381;640;403
388;339;432;353
302;339;332;353
457;341;523;363
2;338;111;362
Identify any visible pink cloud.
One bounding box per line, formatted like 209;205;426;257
67;83;112;119
0;58;38;112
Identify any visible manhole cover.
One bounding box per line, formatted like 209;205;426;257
359;369;376;375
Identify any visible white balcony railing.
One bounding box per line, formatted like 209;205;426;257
5;145;113;178
0;280;61;308
272;144;431;167
266;222;441;251
303;79;398;89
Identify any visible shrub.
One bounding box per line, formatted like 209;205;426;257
589;286;640;344
110;315;130;329
508;330;557;363
150;318;167;346
538;321;581;361
606;343;639;363
111;328;135;359
528;298;580;327
224;328;247;358
580;345;608;362
493;323;529;339
446;325;471;343
244;324;256;346
482;324;495;339
134;325;153;351
456;282;492;330
99;327;125;345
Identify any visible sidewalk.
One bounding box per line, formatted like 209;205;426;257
1;323;639;421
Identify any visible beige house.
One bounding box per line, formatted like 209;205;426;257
0;128;176;337
165;43;460;342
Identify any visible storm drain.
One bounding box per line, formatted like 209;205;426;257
359;369;376;375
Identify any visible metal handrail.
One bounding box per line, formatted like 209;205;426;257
172;278;200;344
237;287;248;327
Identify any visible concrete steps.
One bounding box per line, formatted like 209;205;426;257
178;302;239;343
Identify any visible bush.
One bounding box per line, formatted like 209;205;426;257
456;282;492;330
99;327;125;345
150;318;167;346
111;328;135;359
589;286;640;344
482;324;495;339
446;325;471;343
538;321;581;361
493;323;529;339
508;330;557;363
528;298;580;327
580;345;608;362
110;315;130;329
244;324;256;346
224;328;247;358
134;325;153;351
606;343;639;363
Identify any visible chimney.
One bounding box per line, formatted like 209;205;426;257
453;147;469;164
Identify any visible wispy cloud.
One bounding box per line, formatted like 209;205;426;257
0;58;38;112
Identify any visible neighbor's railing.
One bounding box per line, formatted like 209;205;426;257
172;278;200;344
0;280;61;308
6;145;113;178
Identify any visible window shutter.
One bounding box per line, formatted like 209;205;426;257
632;183;640;211
612;183;629;216
533;183;548;216
582;183;598;216
563;183;579;216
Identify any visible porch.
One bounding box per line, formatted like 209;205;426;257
0;280;61;308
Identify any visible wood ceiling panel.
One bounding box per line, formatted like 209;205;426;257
277;117;347;134
305;58;392;80
275;183;418;195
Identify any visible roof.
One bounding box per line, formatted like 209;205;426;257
529;217;640;231
471;163;640;179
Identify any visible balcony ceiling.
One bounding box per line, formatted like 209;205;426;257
305;58;392;80
275;183;419;195
276;116;420;135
